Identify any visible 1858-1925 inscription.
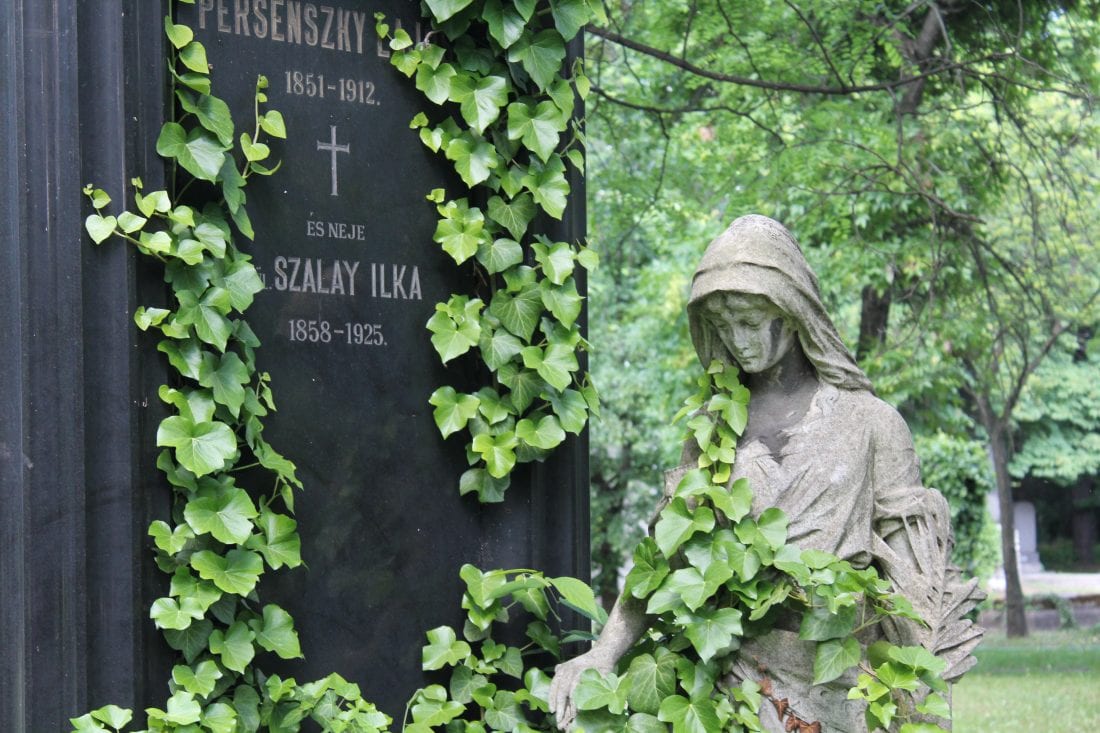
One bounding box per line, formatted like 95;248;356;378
177;0;550;716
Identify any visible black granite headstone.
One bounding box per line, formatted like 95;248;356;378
177;0;588;718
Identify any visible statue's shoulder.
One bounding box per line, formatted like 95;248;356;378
832;388;915;444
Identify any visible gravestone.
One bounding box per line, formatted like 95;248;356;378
174;0;588;717
1014;501;1044;573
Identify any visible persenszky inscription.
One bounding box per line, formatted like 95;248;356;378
196;0;370;54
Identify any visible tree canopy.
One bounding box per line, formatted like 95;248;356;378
585;0;1100;635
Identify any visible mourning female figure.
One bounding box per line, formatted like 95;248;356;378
549;216;983;732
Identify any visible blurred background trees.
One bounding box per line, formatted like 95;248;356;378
584;0;1100;637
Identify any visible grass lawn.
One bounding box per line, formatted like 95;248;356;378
952;626;1100;732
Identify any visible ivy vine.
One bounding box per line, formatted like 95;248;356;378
399;364;953;733
73;3;390;731
375;0;604;503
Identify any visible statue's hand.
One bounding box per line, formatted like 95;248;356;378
548;647;617;730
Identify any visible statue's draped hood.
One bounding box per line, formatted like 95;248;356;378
688;214;873;391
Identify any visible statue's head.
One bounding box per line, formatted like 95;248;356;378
687;215;873;391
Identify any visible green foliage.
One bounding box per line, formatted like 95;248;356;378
377;0;600;503
913;432;1000;580
76;10;388;732
404;365;951;732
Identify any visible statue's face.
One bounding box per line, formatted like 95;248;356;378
700;293;798;374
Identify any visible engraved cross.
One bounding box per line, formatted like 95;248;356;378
317;125;350;197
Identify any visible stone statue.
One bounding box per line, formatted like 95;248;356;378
549;215;983;732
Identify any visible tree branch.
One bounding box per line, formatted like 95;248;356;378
585;25;1012;96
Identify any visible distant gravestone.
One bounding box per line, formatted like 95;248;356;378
177;1;587;716
1014;501;1044;573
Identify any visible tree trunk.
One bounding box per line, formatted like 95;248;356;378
857;284;892;361
1071;476;1097;567
989;423;1029;636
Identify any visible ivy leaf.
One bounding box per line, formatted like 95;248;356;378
624;650;678;716
490;285;543;341
175;288;232;352
654;498;716;557
711;477;752;523
208;621;256;673
498;364;545;413
433;200;485;264
423;626;472;670
204;351;249;417
520;344;577;392
177;92;234;147
813;637;861;684
479;326;524;371
178;41;209;73
424;0;475;22
416;61;457;105
116;210;147;234
543;388;588;433
540;281;584;333
411;686;466;727
533;239;575;284
624;538;670;599
476;237;523;274
516;414;566;450
190;549;264;596
183;487;258;545
446;135;500;186
164;619;213;664
172;661;222;697
164;17;194;49
430;386;481;438
482;0;525;48
85;214;117;244
549;576;606;622
486;194;536;241
916;692;951;719
799;604;858;642
260;110;286;138
249;604;303;659
472;431;518;478
508;101;566;162
156;415;236;477
150;596;204;631
657;695;721;733
452;74;509;134
459;467;509;503
156;122;226;182
200;703;237;733
574;670;627;714
484;691;527;731
679;608;743;662
550;0;589;40
507;30;567;90
522;155;570;219
221;260;263;313
426;299;483;363
245;510;302;569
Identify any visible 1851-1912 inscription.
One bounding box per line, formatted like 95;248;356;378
176;1;579;717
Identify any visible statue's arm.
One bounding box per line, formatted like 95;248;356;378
549;442;699;728
548;592;651;729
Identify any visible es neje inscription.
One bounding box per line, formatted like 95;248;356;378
196;0;370;54
306;219;367;241
268;257;423;301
